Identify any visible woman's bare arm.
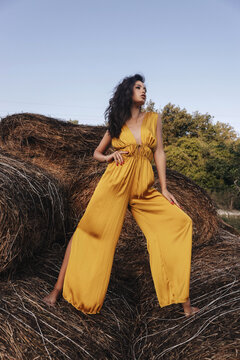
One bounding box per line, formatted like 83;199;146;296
153;114;181;207
93;129;129;165
153;114;167;191
93;130;112;162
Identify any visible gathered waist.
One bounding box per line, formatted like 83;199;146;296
113;144;153;162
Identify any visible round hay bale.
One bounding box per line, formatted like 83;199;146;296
0;226;238;359
0;150;68;276
67;164;220;245
0;239;138;360
0;112;108;186
128;229;240;360
152;167;220;245
0;112;238;359
0;112;228;243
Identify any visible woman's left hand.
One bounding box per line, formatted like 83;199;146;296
161;188;182;209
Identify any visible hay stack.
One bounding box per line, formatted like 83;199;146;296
0;112;106;186
0;112;229;242
68;165;220;245
130;228;240;360
0;229;140;360
158;167;220;244
0;226;238;359
0;150;68;276
0;112;239;359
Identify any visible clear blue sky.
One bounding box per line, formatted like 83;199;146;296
0;0;239;136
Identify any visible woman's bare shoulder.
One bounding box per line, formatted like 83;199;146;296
94;129;112;152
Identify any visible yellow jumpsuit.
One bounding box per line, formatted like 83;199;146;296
62;112;193;314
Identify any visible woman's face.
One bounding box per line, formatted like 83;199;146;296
132;80;147;106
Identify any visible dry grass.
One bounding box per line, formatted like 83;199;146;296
0;150;68;276
0;228;238;360
0;112;239;359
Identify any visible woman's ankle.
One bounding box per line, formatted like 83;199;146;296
182;297;190;307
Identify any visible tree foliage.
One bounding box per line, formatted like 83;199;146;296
143;101;240;208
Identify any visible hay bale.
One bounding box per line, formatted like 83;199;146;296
0;150;68;276
0;234;139;360
156;167;220;244
0;112;107;186
67;164;220;245
0;112;238;359
0;226;238;359
0;112;223;243
129;228;240;360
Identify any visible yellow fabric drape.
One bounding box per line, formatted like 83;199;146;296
62;112;192;314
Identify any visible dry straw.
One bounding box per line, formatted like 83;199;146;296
0;112;239;359
0;150;68;276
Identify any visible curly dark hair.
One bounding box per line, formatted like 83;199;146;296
104;73;146;139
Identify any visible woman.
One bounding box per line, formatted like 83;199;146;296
43;73;200;317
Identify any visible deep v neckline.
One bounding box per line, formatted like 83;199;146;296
124;112;148;146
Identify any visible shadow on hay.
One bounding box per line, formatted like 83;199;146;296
0;150;69;277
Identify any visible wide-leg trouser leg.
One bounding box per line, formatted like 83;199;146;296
129;187;193;307
62;173;130;314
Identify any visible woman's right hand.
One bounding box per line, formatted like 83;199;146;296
106;150;129;165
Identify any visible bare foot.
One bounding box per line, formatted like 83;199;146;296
181;297;200;317
42;287;62;307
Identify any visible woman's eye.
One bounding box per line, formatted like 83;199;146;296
136;86;147;92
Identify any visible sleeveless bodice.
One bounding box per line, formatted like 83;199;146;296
111;112;158;162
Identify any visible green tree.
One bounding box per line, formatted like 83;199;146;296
159;102;240;208
68;119;79;125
